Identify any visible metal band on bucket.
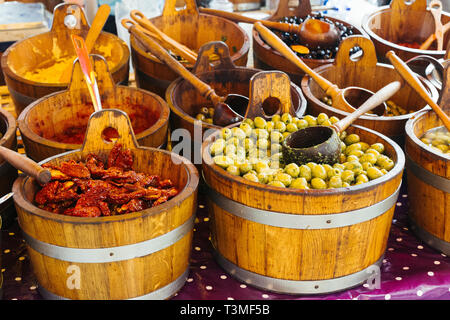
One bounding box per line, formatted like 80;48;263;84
38;267;190;300
205;181;400;229
406;152;450;193
212;246;384;295
22;215;195;263
409;217;450;256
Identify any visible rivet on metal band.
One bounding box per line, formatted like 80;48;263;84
212;246;384;295
409;217;450;256
405;152;450;193
22;215;195;263
37;267;190;300
206;183;400;230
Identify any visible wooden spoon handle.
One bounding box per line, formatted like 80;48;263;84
420;21;450;50
254;22;339;97
0;146;51;185
430;0;444;51
333;81;401;133
387;50;450;132
128;26;222;105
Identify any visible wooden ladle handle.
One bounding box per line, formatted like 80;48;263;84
128;26;222;106
332;81;401;133
0;146;51;185
254;22;340;98
387;50;450;132
430;0;444;51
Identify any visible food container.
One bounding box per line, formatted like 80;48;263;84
202;118;405;294
0;107;18;229
130;0;250;97
301;35;439;145
12;108;199;300
18;55;169;162
404;69;450;255
1;3;130;116
252;0;366;87
362;0;450;65
166;41;307;167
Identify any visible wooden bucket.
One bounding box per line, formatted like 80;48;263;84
130;0;250;97
166;41;307;166
202;121;405;294
18;55;170;162
362;0;450;65
0;3;130;116
12;108;199;300
0;107;18;229
252;0;365;87
404;66;450;255
301;35;439;144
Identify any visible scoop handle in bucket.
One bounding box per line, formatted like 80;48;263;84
0;146;51;185
271;0;311;20
253;22;340;99
387;50;450;131
245;71;293;119
81;109;139;153
390;0;427;11
51;3;90;34
332;81;402;133
128;26;222;106
334;36;378;68
429;0;444;51
162;0;199;17
192;41;236;74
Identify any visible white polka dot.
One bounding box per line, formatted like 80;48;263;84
385;294;391;300
220;275;227;280
206;285;213;290
240;284;247;288
417;290;423;297
403;266;410;270
262;294;269;298
395;277;402;281
428;271;434;277
434;260;441;265
200;265;207;269
194;246;201;251
396;202;402;206
396;237;403;242
418;245;424;249
411;253;418;257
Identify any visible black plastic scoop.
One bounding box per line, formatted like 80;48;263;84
282;81;401;165
127;25;248;127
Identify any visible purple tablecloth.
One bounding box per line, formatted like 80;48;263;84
1;182;450;300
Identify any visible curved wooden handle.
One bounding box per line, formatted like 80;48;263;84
85;4;110;52
0;146;51;185
254;22;339;97
387;50;450;132
162;0;199;17
271;0;311;20
333;81;401;133
192;41;236;74
50;3;90;33
334;35;378;68
430;0;444;51
128;26;222;106
390;0;427;11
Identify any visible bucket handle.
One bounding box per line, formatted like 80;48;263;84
81;109;139;153
50;3;90;34
334;36;378;68
271;0;311;20
390;0;427;12
192;41;236;75
245;71;293;120
162;0;199;18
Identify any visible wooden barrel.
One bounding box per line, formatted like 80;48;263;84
18;56;169;162
362;0;450;65
0;107;18;229
405;66;450;254
166;42;307;167
202;122;405;294
130;0;250;98
12;109;199;300
252;0;365;87
301;36;439;144
0;3;130;117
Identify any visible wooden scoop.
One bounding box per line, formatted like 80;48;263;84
0;146;51;185
282;81;401;165
59;4;111;83
127;26;248;127
427;0;445;51
199;7;340;49
387;50;450;132
254;22;387;116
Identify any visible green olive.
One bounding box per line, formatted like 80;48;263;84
221;128;232;140
270;143;282;154
356;173;369;184
208;107;215;118
328;175;343;188
274;121;287;133
281;113;293;124
367;166;383;180
227;165;240;176
360;153;378;165
296;119;309;129
344;134;360;145
341;170;355;183
311;177;327;189
254;161;270;173
231;127;246;140
311;164;327;180
344;143;362;156
268;180;286;188
370;143;385;154
327;167;342;179
329;116;339;124
243;172;259;182
299;164;312;181
286;123;298;133
239;122;253;137
196;113;206;121
345;161;363;174
290;177;309;189
285;163;300;178
270;131;284;144
266;121;275;132
243;118;255;128
239;160;253;175
254;116;267;129
214;155;234;169
210;139;226;155
275;172;292;187
359;142;370;152
271;114;281;123
316;113;329;125
303;115;317;127
257;138;269;150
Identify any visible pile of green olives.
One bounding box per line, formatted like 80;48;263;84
420;127;450;156
321;96;408;117
208;113;395;189
195;106;215;124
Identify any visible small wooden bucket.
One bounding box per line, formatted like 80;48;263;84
252;0;365;87
202;121;404;294
0;107;18;228
1;3;130;116
130;0;250;97
301;36;439;144
166;41;307;166
13;108;199;300
362;0;450;65
405;67;450;255
18;55;170;162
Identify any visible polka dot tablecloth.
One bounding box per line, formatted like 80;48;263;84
1;182;450;300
